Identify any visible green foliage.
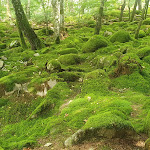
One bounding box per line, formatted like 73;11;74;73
144;111;150;136
136;47;150;59
0;98;9;107
58;54;81;65
57;48;78;55
82;35;108;53
110;30;131;43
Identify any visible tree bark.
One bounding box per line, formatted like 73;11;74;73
137;0;142;10
144;0;150;19
128;0;131;21
6;0;11;19
130;0;138;22
60;0;64;32
119;0;126;22
94;0;105;35
11;0;43;50
52;0;60;44
26;0;31;19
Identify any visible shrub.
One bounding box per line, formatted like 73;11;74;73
110;30;131;43
82;35;108;53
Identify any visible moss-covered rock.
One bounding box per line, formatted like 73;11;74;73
57;72;80;82
47;59;61;73
58;54;81;65
57;48;78;55
136;47;150;59
138;30;146;38
110;30;131;43
0;43;6;49
82;35;108;53
143;18;150;25
110;53;142;77
92;55;118;69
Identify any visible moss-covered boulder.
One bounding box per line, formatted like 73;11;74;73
110;30;131;43
136;47;150;59
57;48;78;55
143;18;150;25
82;35;108;53
47;59;61;73
92;55;118;69
138;30;146;38
58;54;81;65
110;53;142;77
0;43;6;49
57;72;80;82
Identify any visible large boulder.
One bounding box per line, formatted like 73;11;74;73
110;30;131;43
82;35;108;53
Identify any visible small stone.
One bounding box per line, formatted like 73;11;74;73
44;143;52;147
1;56;7;60
0;60;4;68
34;53;40;57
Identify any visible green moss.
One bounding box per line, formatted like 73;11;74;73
57;48;78;55
47;59;61;73
145;138;150;150
136;47;150;59
81;78;110;96
0;98;9;107
82;35;108;53
57;72;80;82
92;55;118;69
36;28;54;36
58;54;81;65
110;30;131;43
112;72;150;93
83;111;132;130
138;30;146;38
143;18;150;25
145;111;150;136
0;43;6;49
0;31;5;38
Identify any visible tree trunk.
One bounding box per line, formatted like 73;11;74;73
52;0;60;44
130;0;138;22
26;0;31;19
144;0;150;19
119;0;126;22
41;0;49;35
94;0;105;35
137;0;142;10
128;0;131;21
60;0;64;32
6;0;11;19
11;0;43;50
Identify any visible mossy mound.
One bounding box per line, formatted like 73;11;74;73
82;35;108;53
143;56;150;64
36;28;54;36
92;55;118;69
57;72;80;82
136;47;150;59
57;48;78;55
0;43;6;49
47;59;61;73
111;53;142;77
138;30;146;38
143;18;150;25
58;54;81;65
110;30;131;43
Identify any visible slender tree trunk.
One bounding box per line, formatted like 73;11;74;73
135;1;148;39
52;0;60;44
11;0;44;50
41;0;49;35
94;0;105;35
16;18;28;49
119;0;126;22
60;0;64;32
130;0;138;22
6;0;11;19
26;0;31;19
128;0;131;21
144;0;150;19
137;0;142;10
